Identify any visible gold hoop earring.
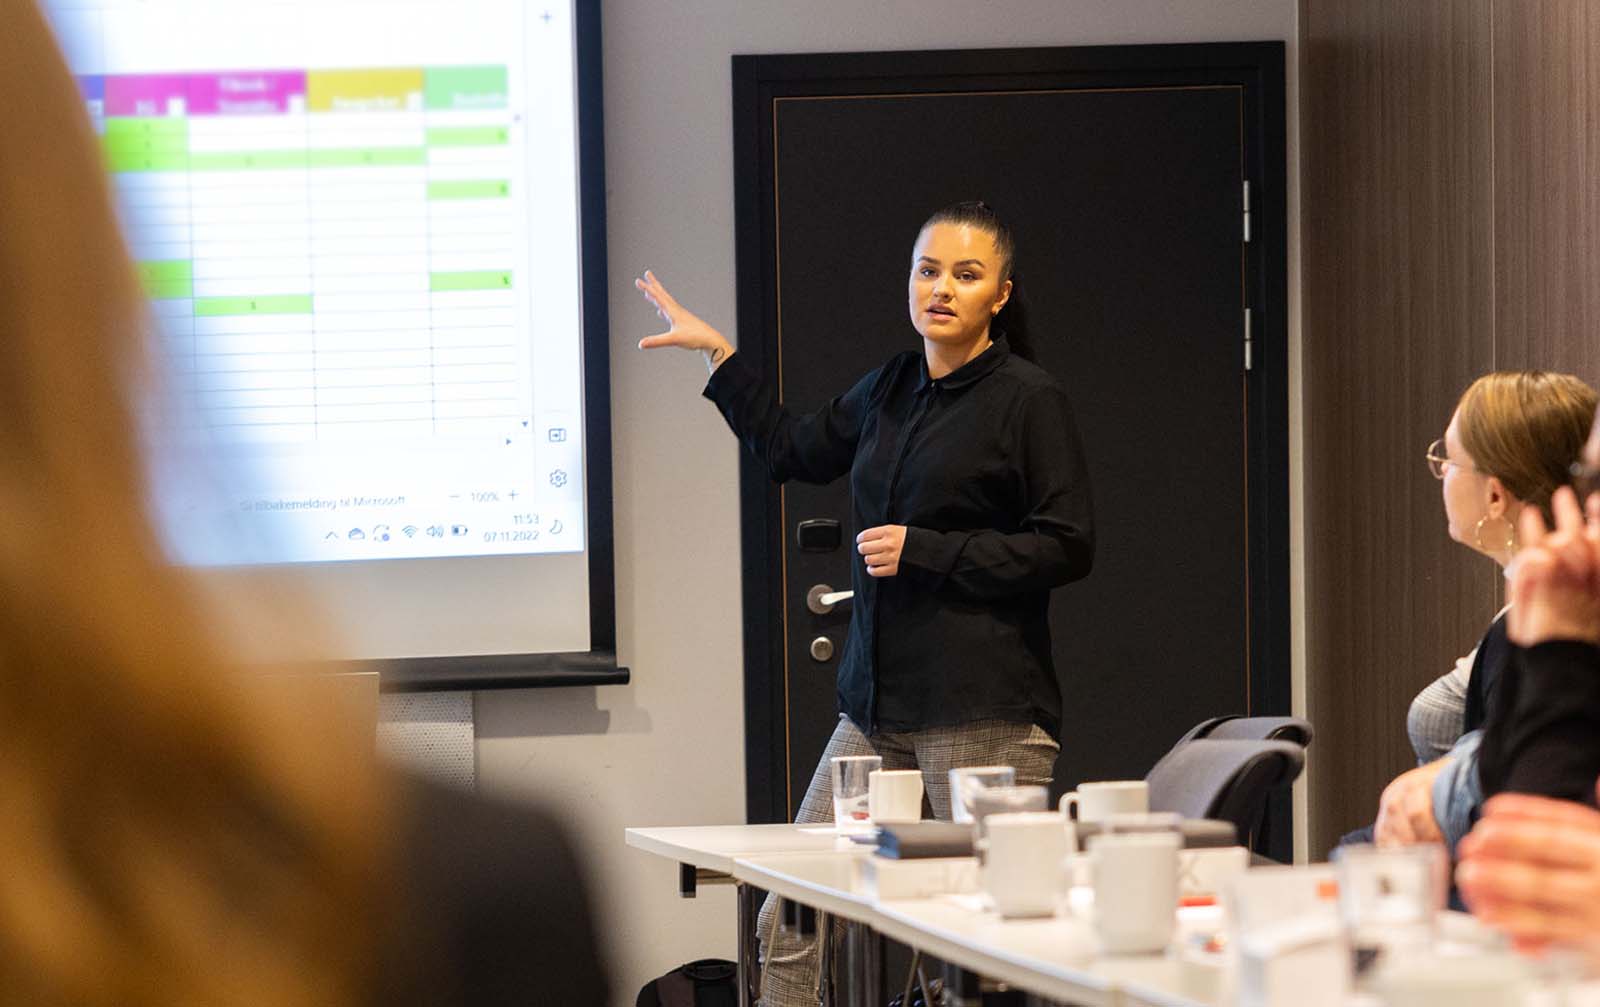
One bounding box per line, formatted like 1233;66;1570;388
1473;514;1518;554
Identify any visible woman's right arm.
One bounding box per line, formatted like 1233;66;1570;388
634;270;872;484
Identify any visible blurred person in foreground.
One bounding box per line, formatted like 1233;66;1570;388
1457;402;1600;962
0;2;609;1004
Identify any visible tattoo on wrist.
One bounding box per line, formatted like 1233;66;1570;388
709;347;726;365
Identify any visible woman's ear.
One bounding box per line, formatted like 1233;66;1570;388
1484;476;1513;519
991;278;1013;316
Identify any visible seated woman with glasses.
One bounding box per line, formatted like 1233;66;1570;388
1455;411;1600;960
1366;372;1597;852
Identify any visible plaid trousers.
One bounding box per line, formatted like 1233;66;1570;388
756;715;1058;1007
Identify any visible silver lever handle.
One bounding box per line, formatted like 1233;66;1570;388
806;584;855;615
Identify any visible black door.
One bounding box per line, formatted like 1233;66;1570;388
732;44;1290;854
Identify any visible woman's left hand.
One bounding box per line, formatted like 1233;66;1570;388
1507;487;1600;647
857;525;907;578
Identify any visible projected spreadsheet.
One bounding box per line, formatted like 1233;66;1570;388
55;1;586;564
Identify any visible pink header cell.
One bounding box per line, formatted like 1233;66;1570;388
105;74;190;117
187;71;306;116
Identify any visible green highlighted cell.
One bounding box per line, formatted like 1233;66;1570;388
195;294;313;317
425;66;508;111
426;126;510;147
427;179;509;200
190;150;308;171
431;271;512;292
103;117;189;171
138;260;193;300
309;147;427;168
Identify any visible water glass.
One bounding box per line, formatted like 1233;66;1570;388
948;765;1016;823
1333;843;1446;982
830;755;882;834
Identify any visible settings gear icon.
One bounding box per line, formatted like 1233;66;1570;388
549;469;568;488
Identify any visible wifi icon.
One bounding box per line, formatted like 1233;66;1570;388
402;525;419;538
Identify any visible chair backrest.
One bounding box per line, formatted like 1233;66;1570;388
1171;713;1314;750
1145;739;1305;842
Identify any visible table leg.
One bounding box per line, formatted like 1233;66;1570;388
736;882;757;1007
842;922;883;1007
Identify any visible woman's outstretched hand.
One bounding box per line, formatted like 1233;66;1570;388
1507;486;1600;647
634;270;736;374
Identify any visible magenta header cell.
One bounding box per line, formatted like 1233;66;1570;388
187;71;307;115
105;74;190;117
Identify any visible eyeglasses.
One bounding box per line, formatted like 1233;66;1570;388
1425;438;1478;480
1571;458;1600;502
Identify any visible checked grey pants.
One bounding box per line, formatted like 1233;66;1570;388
756;715;1058;1007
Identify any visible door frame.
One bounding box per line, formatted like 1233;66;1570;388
731;42;1289;827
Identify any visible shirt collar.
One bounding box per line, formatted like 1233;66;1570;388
918;334;1010;391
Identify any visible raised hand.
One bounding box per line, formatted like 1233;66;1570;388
634;270;735;373
1507;487;1600;647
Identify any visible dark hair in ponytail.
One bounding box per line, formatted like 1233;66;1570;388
919;200;1038;363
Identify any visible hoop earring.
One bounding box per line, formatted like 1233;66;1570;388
1473;514;1518;555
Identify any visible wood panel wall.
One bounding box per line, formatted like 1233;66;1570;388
1302;0;1600;857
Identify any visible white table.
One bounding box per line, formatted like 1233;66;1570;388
626;824;865;1006
735;851;1215;1007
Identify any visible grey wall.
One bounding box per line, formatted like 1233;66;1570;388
471;2;1301;1001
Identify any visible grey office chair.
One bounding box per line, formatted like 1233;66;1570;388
1145;739;1305;847
1174;714;1314;749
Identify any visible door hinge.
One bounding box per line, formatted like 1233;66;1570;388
1244;307;1254;371
1242;180;1252;243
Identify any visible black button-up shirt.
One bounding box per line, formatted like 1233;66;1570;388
705;337;1094;740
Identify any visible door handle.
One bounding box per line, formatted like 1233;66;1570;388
806;584;854;615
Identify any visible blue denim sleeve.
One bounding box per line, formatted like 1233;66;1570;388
1431;730;1483;851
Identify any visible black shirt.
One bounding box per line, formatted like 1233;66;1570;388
1478;640;1600;805
704;337;1094;739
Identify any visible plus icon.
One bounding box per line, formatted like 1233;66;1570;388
508;490;519;501
541;10;552;23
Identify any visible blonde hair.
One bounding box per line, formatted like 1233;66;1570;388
0;3;386;1004
1456;370;1599;524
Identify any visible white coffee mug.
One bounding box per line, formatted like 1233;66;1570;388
1060;780;1148;823
868;769;924;824
983;812;1068;918
1089;830;1180;953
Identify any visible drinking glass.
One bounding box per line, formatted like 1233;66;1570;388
1333;843;1446;983
830;755;882;834
948;765;1016;823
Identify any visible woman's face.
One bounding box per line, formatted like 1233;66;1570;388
908;223;1012;348
1441;410;1493;551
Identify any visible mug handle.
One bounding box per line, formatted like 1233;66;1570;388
1060;792;1080;821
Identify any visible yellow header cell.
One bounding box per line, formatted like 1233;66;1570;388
307;69;424;113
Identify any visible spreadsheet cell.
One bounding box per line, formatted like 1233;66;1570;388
310;273;430;295
312;349;432;373
310;181;426;204
211;404;318;426
432;363;517;384
430;307;514;328
431;326;515;348
313;309;432;333
197;369;324;392
434;399;519;420
194;314;315;336
311;236;429;258
432;380;517;400
315;331;433;353
318;402;432;424
314;292;431;314
433;346;516;366
212;387;318;409
190;172;309;192
308;217;430;240
317;365;432;387
313;420;434;442
317;383;435;407
195;352;316;372
196;333;316;356
212;424;318;444
192;239;312;261
191;220;313;243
